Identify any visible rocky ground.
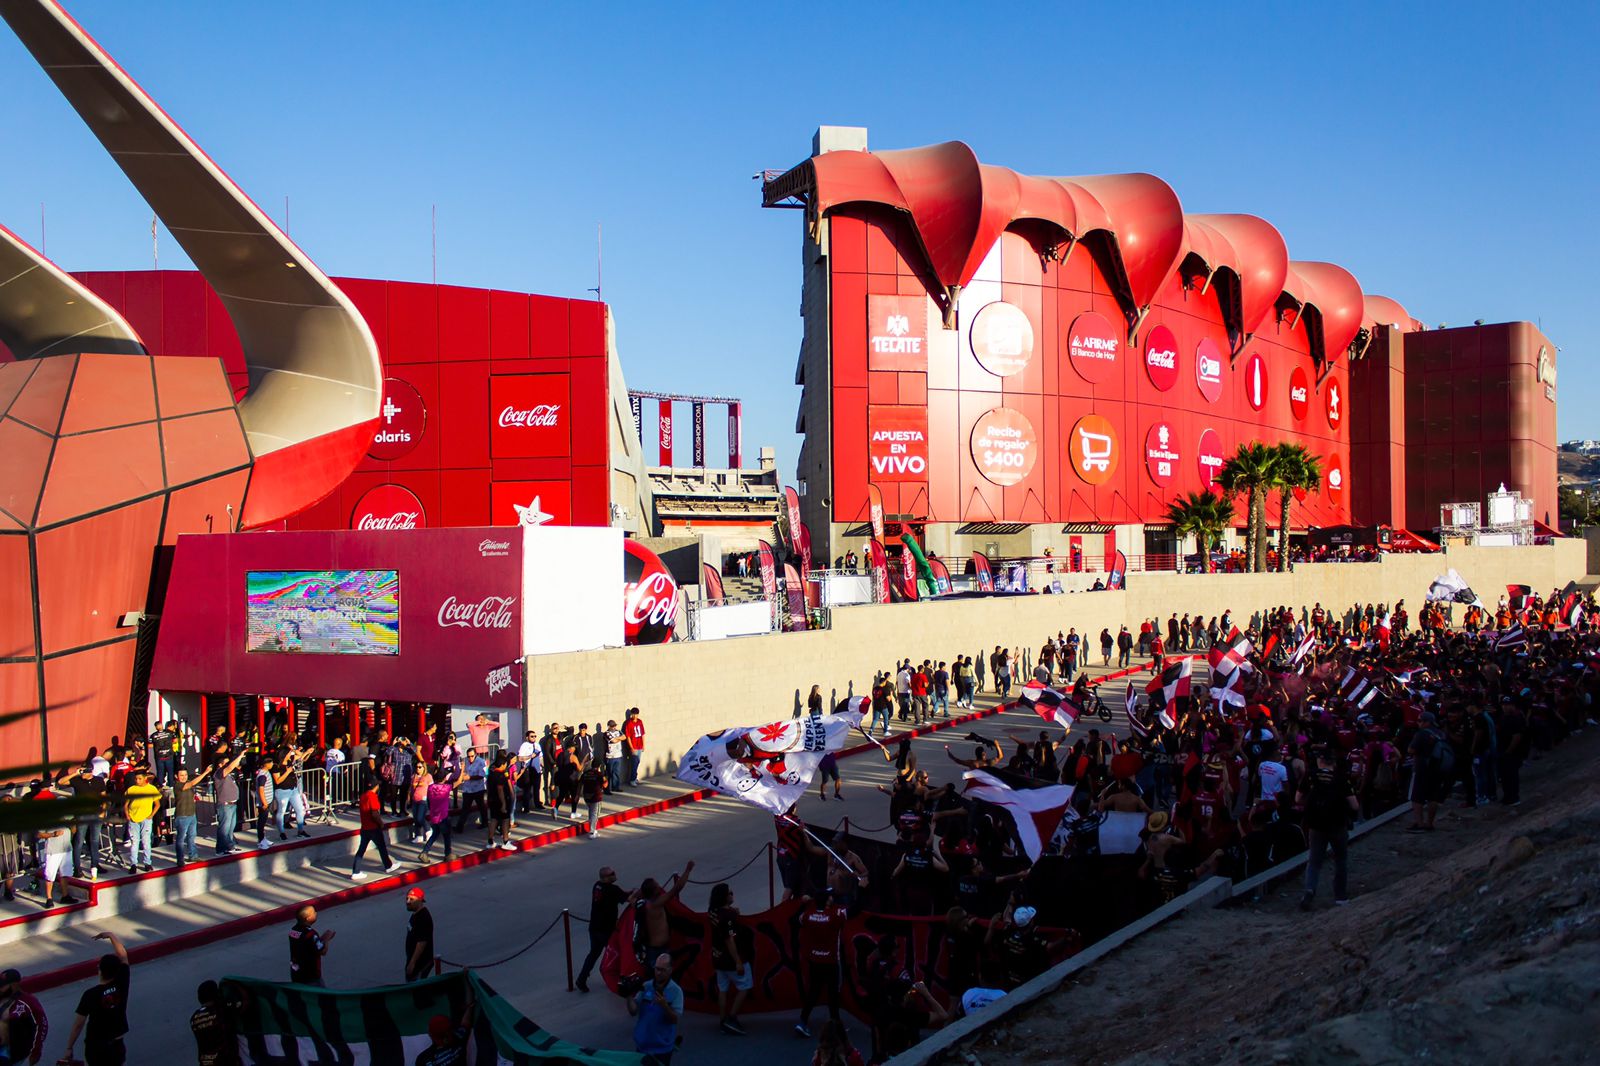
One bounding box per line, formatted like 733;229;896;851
960;731;1600;1066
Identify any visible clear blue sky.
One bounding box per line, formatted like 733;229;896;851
3;1;1596;472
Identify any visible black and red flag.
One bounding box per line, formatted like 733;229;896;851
1208;627;1255;678
1146;657;1193;706
1015;680;1085;731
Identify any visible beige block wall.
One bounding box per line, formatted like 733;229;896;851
530;539;1587;778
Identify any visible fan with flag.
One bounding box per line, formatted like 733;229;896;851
1012;680;1086;732
1561;591;1587;630
1211;669;1247;711
1338;666;1381;709
1147;656;1193;705
1496;625;1528;651
963;769;1074;861
1290;630;1318;668
1124;680;1151;739
1507;584;1532;612
1208;627;1255;679
675;705;863;816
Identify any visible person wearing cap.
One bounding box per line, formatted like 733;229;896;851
404;888;434;982
515;731;543;814
0;966;47;1066
415;996;475;1066
986;901;1050;990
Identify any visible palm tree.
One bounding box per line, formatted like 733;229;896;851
1164;490;1237;573
1271;443;1322;571
1218;442;1278;571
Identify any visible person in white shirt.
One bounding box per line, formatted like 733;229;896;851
324;738;348;773
1257;750;1289;803
895;665;913;721
516;731;544;813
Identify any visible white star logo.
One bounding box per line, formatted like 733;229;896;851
513;497;553;527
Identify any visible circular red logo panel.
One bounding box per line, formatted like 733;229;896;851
1326;453;1345;506
1289;365;1311;421
623;539;679;646
1325;375;1344;431
1242;351;1268;410
1066;311;1121;384
369;377;427;460
970;407;1038;486
351;483;426;531
1068;414;1119;486
1196;428;1225;487
1144;421;1180;486
970;301;1035;378
1195;338;1225;403
1144;324;1180;391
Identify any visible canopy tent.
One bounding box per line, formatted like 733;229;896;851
1386;528;1441;553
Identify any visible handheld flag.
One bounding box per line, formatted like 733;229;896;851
1507;584;1532;612
1496;625;1527;651
675;706;863;816
1208;628;1255;678
1146;657;1193;706
1016;680;1085;731
1290;631;1318;666
963;769;1073;861
1376;611;1392;650
1211;670;1247;710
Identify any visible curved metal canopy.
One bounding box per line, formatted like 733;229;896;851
0;223;145;359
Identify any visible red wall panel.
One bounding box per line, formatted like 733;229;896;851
438;285;489;362
386;281;439;364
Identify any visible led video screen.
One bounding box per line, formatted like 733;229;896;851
245;570;400;655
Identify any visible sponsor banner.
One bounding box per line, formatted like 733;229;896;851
1144;422;1180;486
490;481;572;527
350;483;426;531
971;407;1038;487
971;551;995;593
867;293;928;371
868;405;929;482
928;557;952;595
728;402;743;468
1289;365;1311;421
1537;346;1556;402
970;300;1035;377
629;393;643;444
1195;337;1225;403
1326;452;1345;506
1068;413;1119;486
782;562;808;631
658;398;674;466
1108;549;1127;590
1066;310;1120;384
692;402;706;466
1143;324;1180;391
623;539;679;645
490;373;569;458
866;483;886;541
898;541;919;601
702;562;726;602
1243;351;1268;410
784;485;803;549
797;522;813;587
368;377;426;461
757;539;779;601
1196;427;1225;487
1325;375;1344;431
868;538;891;603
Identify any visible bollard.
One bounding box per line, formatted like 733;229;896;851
563;908;574;991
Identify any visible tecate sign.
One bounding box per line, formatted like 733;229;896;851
498;404;561;428
867;294;928;371
437;595;516;629
349;483;427;532
1195;338;1224;403
868;405;929;482
1325;378;1343;430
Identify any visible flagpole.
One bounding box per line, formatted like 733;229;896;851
781;814;855;875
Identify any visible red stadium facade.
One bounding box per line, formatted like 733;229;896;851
765;128;1558;564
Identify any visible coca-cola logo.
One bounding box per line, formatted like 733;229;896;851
350;484;426;533
437;595;516;629
660;415;673;447
498;404;561;428
624;572;679;629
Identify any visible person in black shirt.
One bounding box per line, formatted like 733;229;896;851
575;866;630;992
189;980;237;1066
62;931;129;1066
414;997;475;1066
404;889;434;982
1297;747;1359;910
288;905;335;986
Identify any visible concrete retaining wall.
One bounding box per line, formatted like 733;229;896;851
528;540;1584;778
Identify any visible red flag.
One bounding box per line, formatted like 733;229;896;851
962;770;1073;861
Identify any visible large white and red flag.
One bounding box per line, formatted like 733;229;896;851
675;705;863;816
1146;656;1193;705
963;769;1073;861
1290;630;1318;666
1015;680;1085;731
1208;628;1255;678
1376;611;1392;650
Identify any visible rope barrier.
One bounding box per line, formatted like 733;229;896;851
437;908;566;970
684;843;770;885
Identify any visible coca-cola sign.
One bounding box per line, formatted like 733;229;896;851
1289;365;1311;421
491;373;570;458
1144;324;1179;392
437;594;517;630
368;377;427;461
350;484;427;532
623;540;678;645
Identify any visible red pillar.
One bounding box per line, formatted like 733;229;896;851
199;694;209;739
383;703;394;736
317;701;327;746
416;705;427;738
256;696;266;750
227;694;237;736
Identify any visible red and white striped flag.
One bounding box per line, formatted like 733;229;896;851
1146;657;1192;713
1290;631;1318;666
1016;681;1084;732
963;769;1074;861
1208;627;1255;678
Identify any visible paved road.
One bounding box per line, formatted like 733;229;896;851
21;663;1161;1065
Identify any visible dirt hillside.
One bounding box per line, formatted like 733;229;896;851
961;732;1600;1066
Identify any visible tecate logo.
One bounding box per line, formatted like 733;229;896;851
357;512;419;530
624;572;678;627
498;404;561;428
437;595;516;629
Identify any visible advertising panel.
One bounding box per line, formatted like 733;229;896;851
1196;428;1225;487
1243;352;1268;411
866;483;886;541
1195;338;1225;403
1144;422;1180;486
1144;324;1179;391
491;481;572;527
658;398;674;466
350;484;426;531
490;373;570;458
1068;414;1119;486
867;294;928;371
868;405;929;482
1289;366;1311;421
1325;375;1344;431
245;570;400;655
692;402;706;466
970;301;1034;377
970;407;1038;487
369;377;426;461
1326;453;1345;506
1066;311;1120;384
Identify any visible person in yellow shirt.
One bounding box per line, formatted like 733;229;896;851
123;769;162;872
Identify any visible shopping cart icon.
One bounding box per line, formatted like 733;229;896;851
1078;427;1113;472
